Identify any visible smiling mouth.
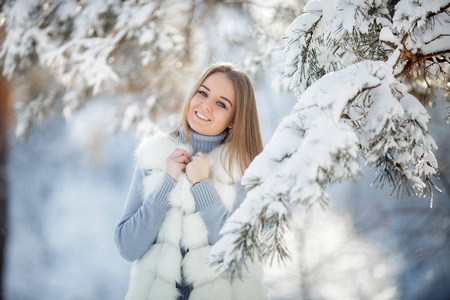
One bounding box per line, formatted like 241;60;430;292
196;111;211;121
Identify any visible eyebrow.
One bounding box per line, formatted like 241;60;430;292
200;85;233;107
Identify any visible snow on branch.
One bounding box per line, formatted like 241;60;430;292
0;0;194;137
285;0;449;99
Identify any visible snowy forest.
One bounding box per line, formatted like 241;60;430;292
0;0;449;299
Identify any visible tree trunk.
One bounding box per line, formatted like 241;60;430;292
0;27;10;300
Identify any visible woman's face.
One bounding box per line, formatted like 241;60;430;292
187;72;236;136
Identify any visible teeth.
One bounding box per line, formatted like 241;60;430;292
196;111;210;121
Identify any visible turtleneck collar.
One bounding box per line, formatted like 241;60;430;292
178;127;229;154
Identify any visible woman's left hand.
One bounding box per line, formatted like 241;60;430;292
186;151;210;185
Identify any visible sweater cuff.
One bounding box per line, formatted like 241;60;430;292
190;179;222;211
152;173;176;206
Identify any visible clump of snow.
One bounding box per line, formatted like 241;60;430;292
379;27;397;46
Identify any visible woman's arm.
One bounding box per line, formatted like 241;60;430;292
114;167;175;262
190;180;245;245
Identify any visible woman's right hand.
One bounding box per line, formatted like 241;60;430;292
166;148;190;181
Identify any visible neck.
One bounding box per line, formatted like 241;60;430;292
178;127;228;154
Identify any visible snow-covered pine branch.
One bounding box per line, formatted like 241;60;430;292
211;0;445;275
283;0;446;198
0;0;194;137
284;0;449;98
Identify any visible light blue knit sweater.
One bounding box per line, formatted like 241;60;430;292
115;128;246;299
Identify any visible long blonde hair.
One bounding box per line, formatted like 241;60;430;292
172;62;263;177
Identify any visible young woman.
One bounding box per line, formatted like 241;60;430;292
115;63;269;300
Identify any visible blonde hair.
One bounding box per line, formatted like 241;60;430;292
172;62;263;178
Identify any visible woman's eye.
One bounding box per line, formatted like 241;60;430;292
199;91;207;97
217;102;226;109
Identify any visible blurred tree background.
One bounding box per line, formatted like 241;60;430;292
0;0;449;299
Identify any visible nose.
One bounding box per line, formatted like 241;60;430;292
201;98;212;112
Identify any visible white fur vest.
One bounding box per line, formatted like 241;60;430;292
125;134;269;300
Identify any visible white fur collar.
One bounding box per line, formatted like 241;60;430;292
135;133;241;184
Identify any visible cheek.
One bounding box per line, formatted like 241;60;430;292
189;96;203;107
187;101;194;112
228;109;236;123
221;111;235;126
187;98;196;112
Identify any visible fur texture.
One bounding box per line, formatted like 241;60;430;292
125;134;269;300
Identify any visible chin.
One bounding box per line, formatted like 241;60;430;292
188;122;204;134
194;128;211;135
188;124;216;136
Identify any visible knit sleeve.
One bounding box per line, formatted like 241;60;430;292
114;166;175;262
190;179;246;245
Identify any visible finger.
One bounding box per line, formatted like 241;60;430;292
168;148;181;158
172;149;189;159
177;149;190;158
169;153;187;162
174;155;189;164
190;156;202;161
195;151;205;156
195;153;209;163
